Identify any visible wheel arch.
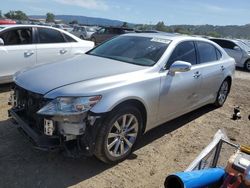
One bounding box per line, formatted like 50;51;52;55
224;76;232;92
109;99;148;134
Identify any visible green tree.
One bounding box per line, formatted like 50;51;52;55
122;22;128;28
0;10;2;18
4;10;28;20
206;31;221;38
155;21;165;31
46;12;55;23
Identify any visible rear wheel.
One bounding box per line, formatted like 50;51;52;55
91;37;96;45
245;60;250;72
214;79;230;107
94;105;142;164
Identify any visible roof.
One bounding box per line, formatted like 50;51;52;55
0;24;55;29
123;32;209;42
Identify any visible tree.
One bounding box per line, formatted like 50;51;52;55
4;10;28;20
155;21;170;32
122;22;128;28
0;10;2;18
46;12;55;23
206;31;221;38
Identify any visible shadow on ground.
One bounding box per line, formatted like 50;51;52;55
0;104;216;188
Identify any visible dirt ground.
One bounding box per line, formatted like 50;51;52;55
0;70;249;188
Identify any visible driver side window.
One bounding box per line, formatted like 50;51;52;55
166;41;197;69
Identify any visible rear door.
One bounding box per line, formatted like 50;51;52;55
36;27;72;65
195;41;225;105
158;41;202;122
0;27;36;82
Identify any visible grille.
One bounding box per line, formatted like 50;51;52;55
14;85;51;131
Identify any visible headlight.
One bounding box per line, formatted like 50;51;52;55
37;96;102;116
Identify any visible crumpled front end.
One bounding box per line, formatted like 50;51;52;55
8;84;103;156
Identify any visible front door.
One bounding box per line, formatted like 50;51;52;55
158;41;202;123
0;27;36;82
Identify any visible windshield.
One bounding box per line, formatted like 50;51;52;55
0;26;5;30
87;36;170;66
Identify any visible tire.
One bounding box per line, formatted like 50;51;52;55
91;37;96;45
245;60;250;72
214;79;230;107
94;105;143;164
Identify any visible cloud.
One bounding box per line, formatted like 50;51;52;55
53;0;108;10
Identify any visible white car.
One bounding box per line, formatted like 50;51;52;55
210;38;250;71
0;25;94;84
71;26;96;40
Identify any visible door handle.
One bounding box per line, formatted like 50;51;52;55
193;71;201;78
24;51;34;57
60;49;67;54
221;66;225;71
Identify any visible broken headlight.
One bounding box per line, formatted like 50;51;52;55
37;96;102;116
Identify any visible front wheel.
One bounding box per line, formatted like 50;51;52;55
214;79;230;107
94;105;143;164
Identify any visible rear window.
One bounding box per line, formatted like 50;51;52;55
196;41;217;63
63;33;77;42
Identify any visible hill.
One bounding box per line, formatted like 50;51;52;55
29;15;126;27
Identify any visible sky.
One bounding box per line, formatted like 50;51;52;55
1;0;249;26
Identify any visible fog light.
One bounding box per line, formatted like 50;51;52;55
44;119;54;136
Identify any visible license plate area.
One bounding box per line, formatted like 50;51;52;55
44;119;54;136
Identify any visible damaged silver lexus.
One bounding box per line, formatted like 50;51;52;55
8;33;235;163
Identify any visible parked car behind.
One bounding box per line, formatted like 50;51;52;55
0;25;94;83
54;24;73;33
71;26;96;40
210;38;250;71
9;33;235;163
91;27;134;45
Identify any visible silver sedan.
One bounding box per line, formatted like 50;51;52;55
9;33;235;163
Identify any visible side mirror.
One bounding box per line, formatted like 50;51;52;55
0;38;4;46
169;61;192;73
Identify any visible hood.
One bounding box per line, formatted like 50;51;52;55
14;55;146;95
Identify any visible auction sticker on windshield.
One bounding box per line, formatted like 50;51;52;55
151;38;171;44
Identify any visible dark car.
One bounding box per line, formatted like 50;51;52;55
90;27;134;45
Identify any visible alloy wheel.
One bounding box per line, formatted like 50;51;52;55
218;81;229;105
106;114;138;157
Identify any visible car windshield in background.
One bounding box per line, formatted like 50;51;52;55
88;36;170;66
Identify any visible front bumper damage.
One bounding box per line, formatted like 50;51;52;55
8;85;105;157
9;108;61;150
8;107;104;157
